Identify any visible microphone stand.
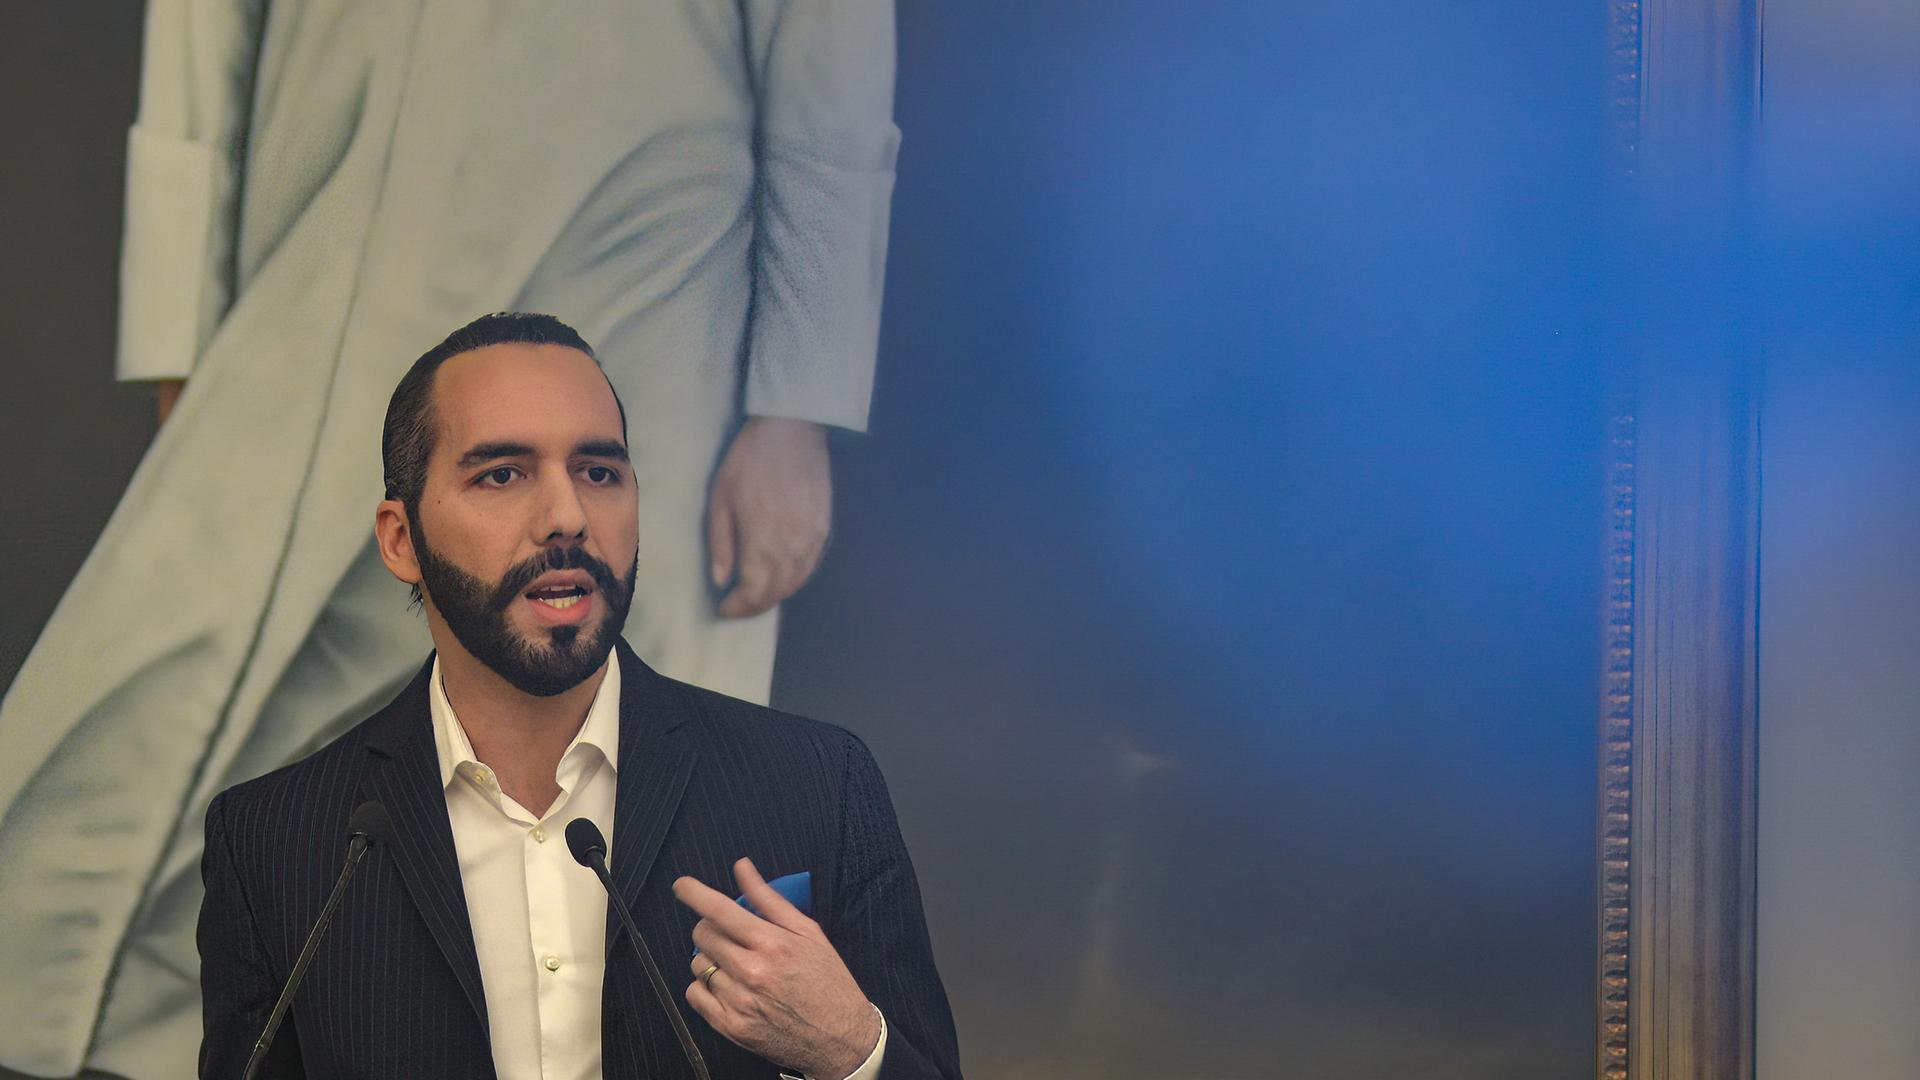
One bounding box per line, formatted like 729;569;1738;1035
567;817;711;1080
242;802;386;1080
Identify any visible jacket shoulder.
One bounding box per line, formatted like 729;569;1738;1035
648;676;896;835
666;677;874;770
216;718;375;809
212;660;430;832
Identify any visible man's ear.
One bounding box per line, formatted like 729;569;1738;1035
374;499;424;590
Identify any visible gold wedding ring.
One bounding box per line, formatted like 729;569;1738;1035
699;962;721;988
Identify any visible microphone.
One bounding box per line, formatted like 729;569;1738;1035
241;800;390;1080
566;817;710;1080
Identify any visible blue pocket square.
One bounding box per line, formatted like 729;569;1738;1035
693;871;812;956
746;871;812;918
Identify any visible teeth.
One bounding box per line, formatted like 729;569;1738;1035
535;595;582;610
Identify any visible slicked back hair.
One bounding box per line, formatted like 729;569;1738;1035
380;311;627;509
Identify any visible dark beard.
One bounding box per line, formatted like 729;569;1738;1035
414;526;637;698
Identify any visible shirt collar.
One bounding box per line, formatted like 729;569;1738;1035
429;653;622;793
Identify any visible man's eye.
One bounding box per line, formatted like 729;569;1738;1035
481;467;517;486
586;465;616;484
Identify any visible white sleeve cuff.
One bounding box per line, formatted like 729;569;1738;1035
116;124;222;381
741;131;899;435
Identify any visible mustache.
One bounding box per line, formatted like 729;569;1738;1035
489;545;625;612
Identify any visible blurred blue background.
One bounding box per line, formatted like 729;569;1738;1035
775;3;1606;1076
7;2;1917;1077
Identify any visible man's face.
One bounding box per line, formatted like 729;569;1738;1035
404;343;639;697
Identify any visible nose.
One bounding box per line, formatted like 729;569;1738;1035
534;463;589;543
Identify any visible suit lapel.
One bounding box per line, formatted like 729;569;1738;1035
352;645;695;1027
361;659;491;1033
606;642;698;951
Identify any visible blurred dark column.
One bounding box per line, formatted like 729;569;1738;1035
0;7;149;694
1605;2;1764;1078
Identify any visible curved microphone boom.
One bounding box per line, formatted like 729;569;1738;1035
566;817;711;1080
241;800;390;1080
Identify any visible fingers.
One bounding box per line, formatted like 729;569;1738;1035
673;874;770;946
689;913;777;981
781;539;826;605
718;546;780;618
684;969;732;1029
684;925;767;1016
732;857;816;936
691;945;720;982
706;495;737;590
683;964;762;1037
689;942;746;991
717;534;825;618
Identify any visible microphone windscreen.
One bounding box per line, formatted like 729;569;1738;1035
565;817;607;868
347;800;391;843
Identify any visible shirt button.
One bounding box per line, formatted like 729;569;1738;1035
531;825;547;843
543;955;562;972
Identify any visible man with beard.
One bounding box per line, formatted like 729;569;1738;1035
195;314;960;1079
2;8;898;1075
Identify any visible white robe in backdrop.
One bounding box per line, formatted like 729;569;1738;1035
0;2;897;1075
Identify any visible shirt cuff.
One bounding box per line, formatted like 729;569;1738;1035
793;1004;886;1080
740;127;900;436
116;125;222;382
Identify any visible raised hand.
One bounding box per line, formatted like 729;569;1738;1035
674;858;879;1079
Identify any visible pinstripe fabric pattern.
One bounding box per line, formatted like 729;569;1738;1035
198;641;960;1079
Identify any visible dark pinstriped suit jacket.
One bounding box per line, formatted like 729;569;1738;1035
197;640;960;1079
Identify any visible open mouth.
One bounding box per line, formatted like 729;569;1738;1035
525;583;592;611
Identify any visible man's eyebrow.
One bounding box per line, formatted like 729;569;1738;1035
454;441;536;469
573;439;630;462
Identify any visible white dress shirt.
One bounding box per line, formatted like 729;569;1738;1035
430;658;885;1080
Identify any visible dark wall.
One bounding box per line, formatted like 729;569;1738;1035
0;7;149;692
1;4;1607;1078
